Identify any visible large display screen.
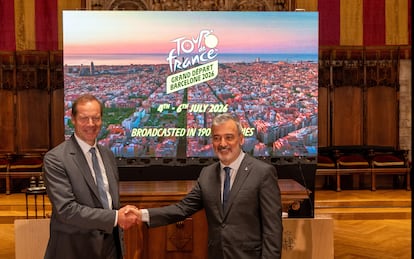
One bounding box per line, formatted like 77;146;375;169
63;11;318;159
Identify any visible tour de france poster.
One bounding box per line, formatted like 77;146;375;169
63;11;318;158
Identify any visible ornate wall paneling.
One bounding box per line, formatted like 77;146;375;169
318;49;332;147
0;52;16;153
319;47;401;149
49;51;65;147
364;48;399;147
88;0;297;11
15;51;50;153
331;49;365;146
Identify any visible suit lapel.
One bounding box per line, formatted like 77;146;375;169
69;137;102;206
223;156;252;216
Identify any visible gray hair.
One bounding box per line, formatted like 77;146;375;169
211;113;243;135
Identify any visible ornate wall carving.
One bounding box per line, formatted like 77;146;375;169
318;47;401;90
0;52;15;90
89;0;296;11
15;52;49;91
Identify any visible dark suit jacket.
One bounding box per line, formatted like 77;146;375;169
148;154;283;259
43;135;123;259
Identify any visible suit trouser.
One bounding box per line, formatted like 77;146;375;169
102;228;122;259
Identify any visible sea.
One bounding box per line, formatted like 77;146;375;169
64;53;318;66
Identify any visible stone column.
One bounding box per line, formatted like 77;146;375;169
399;59;412;162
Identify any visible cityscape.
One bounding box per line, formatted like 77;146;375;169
64;58;318;158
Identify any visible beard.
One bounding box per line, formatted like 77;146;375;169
216;146;235;164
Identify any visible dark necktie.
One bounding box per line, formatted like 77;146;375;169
223;167;231;210
90;147;109;209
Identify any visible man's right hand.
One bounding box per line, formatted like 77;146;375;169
118;205;141;230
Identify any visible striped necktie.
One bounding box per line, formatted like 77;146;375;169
90;147;109;209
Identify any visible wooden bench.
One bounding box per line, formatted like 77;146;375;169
370;149;411;191
336;148;371;190
0;155;10;193
316;150;339;191
3;153;44;194
316;146;411;191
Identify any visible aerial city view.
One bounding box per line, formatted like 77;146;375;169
64;58;318;158
63;11;318;159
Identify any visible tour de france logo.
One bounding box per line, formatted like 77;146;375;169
165;29;219;94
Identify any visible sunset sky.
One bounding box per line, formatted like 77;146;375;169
63;11;318;56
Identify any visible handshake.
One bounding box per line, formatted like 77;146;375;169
117;205;143;230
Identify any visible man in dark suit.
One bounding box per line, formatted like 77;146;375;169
135;113;283;259
43;94;139;259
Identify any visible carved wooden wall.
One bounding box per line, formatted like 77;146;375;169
87;0;299;11
15;52;50;153
0;52;16;153
0;51;63;154
318;47;402;148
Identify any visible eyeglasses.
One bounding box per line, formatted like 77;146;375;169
77;116;102;124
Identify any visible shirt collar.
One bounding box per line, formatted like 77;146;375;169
74;134;97;155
